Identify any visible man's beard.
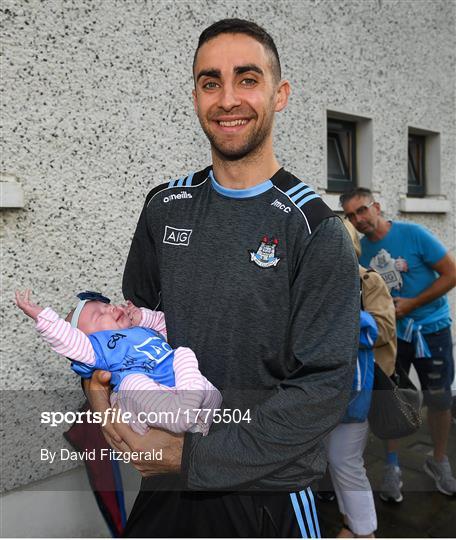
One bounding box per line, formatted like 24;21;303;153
199;108;275;162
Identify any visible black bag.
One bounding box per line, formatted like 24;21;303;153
368;363;423;439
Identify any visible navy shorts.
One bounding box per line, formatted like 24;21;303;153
397;326;454;411
125;475;321;537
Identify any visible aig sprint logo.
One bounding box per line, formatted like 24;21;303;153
163;226;193;246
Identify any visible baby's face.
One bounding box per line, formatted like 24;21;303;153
77;301;132;335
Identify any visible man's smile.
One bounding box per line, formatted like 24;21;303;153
212;116;252;132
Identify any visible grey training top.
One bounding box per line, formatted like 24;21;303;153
123;166;359;491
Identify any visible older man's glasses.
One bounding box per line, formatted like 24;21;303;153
344;202;374;222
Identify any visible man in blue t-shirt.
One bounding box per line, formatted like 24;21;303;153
341;188;456;500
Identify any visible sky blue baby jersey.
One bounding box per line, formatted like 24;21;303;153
71;326;176;391
359;221;450;331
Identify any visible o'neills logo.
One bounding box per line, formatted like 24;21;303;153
163;191;193;203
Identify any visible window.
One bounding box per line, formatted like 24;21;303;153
327;119;356;192
408;134;425;197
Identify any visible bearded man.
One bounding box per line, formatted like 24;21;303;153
86;19;359;537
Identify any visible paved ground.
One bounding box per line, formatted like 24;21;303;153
316;411;456;538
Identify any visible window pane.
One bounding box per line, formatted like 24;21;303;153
408;134;425;196
408;157;418;185
328;134;348;178
327;119;356;192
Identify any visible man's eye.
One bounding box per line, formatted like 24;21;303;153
203;81;219;89
241;78;257;86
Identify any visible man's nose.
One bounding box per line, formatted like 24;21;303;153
219;83;242;110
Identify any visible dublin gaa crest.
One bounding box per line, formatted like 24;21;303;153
250;236;280;268
369;248;407;291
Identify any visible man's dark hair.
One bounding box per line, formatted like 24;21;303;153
193;18;281;82
339;187;375;207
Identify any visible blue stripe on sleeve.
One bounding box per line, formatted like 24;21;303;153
168;179;177;188
296;193;321;208
291;186;313;203
285;182;309;197
185;172;195;186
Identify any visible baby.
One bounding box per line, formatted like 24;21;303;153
15;289;222;435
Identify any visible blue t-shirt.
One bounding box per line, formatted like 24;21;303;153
360;221;450;332
71;326;176;392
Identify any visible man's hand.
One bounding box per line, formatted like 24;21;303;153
112;420;184;477
85;372;184;475
124;300;142;326
394;254;456;320
83;370;123;445
15;289;44;320
393;296;417;319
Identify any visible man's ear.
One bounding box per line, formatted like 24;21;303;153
192;88;198;114
274;80;291;113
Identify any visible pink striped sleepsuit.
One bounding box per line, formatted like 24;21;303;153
35;307;222;435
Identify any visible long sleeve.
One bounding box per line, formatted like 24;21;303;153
123;197;161;310
36;307;95;365
181;217;359;490
139;307;167;339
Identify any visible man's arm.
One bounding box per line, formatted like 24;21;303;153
122;197;161;310
394;253;456;319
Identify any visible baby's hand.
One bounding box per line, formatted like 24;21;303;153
15;290;44;321
125;300;142;326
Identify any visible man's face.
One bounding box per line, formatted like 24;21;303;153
192;33;288;161
342;196;381;236
77;301;132;335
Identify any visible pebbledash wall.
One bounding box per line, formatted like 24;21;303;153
1;0;455;535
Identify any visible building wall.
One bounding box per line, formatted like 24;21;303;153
2;0;455;500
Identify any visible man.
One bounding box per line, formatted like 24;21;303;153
341;187;456;501
86;19;359;537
